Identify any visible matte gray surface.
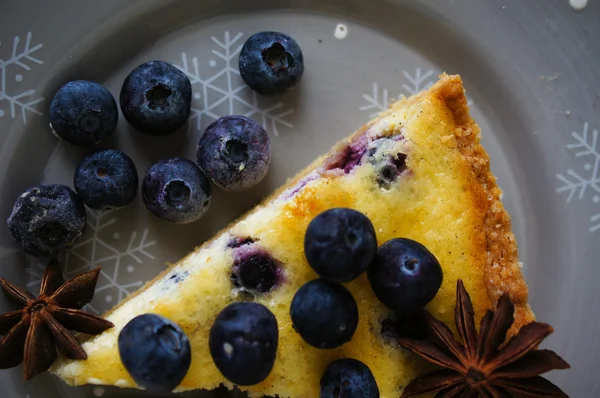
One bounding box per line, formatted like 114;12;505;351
0;0;598;397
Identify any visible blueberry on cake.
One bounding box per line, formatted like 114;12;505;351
51;75;535;397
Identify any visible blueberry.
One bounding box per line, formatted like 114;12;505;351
325;136;369;174
49;80;118;146
304;208;377;283
209;302;278;386
141;157;211;224
120;60;192;136
74;149;138;210
290;279;358;349
230;248;282;294
368;238;443;312
239;31;304;95
7;184;86;257
320;358;379;398
197;116;271;191
118;314;191;392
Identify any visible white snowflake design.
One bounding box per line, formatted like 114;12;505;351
0;32;44;124
360;67;472;118
175;31;294;136
556;122;600;233
26;209;157;313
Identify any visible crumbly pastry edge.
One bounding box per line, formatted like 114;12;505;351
423;74;535;334
104;73;534;334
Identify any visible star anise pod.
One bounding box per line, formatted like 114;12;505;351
0;259;114;380
398;279;570;397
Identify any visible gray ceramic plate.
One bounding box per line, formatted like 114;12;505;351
1;0;598;397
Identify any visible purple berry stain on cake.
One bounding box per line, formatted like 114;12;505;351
230;243;283;295
280;171;320;200
323;135;408;177
325;135;369;174
227;236;256;249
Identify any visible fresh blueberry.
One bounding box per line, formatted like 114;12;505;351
320;358;380;398
230;247;282;294
74;149;138;210
304;208;377;283
120;60;192;136
118;314;191;392
239;31;304;95
142;157;211;224
290;279;358;349
368;238;443;312
49;80;118;146
7;184;86;257
197;116;271;191
209;302;278;386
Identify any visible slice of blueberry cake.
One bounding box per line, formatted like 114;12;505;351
51;74;533;397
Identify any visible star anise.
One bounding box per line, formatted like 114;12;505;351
0;259;114;380
398;279;570;397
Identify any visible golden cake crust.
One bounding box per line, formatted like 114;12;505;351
52;74;534;397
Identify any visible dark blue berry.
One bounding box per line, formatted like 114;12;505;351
197;116;271;191
7;184;86;257
120;60;191;136
368;238;443;312
142;157;211;224
209;302;278;386
290;279;358;349
320;358;380;398
304;208;377;283
74;149;138;210
49;80;118;146
118;314;191;392
230;247;282;294
239;31;304;95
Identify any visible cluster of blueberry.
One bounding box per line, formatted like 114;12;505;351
6;32;304;257
296;208;443;397
116;208;443;397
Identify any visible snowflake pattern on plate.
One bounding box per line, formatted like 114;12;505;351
26;209;157;313
0;32;44;124
556;122;600;233
360;67;472;118
175;31;294;136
